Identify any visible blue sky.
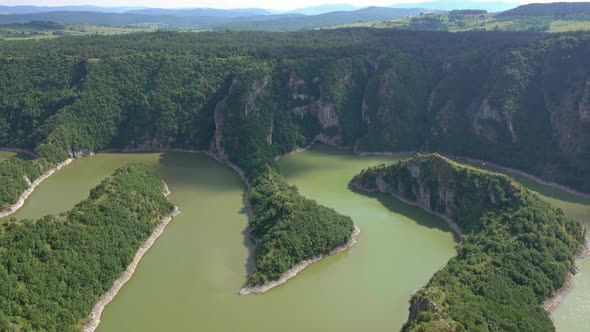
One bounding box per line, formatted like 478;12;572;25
0;0;585;11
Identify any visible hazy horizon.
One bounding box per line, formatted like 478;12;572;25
0;0;585;11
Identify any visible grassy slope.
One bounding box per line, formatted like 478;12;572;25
0;23;151;40
331;12;590;32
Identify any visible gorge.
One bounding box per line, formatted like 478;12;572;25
0;28;589;331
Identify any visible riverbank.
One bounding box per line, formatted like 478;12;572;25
0;158;73;219
544;243;590;315
452;156;590;200
0;146;38;158
100;148;253;216
351;145;590;200
350;181;464;239
82;182;181;332
239;226;361;295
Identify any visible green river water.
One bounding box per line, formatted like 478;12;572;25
3;146;589;331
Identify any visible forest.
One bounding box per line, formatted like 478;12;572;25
0;28;589;330
0;163;174;331
351;154;586;331
247;168;354;285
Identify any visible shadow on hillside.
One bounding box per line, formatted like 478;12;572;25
463;161;590;206
348;185;462;243
156;151;246;192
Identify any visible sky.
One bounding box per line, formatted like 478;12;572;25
0;0;587;11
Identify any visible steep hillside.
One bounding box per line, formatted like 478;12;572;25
0;30;589;299
351;154;586;331
0;29;588;193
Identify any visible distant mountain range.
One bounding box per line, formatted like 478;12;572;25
0;6;433;30
1;2;584;32
389;0;519;12
218;7;435;31
0;1;520;17
125;7;272;17
284;4;362;15
0;5;145;14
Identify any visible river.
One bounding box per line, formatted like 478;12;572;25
2;146;588;331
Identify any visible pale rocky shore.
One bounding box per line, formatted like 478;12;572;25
0;158;73;219
351;180;464;238
83;183;180;332
239;226;361;295
544;243;589;315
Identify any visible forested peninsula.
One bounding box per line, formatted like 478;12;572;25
351;154;587;331
0;163;177;331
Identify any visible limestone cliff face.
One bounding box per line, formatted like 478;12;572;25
292;99;340;129
472;97;518;143
350;154;518;234
352;154;586;332
209;78;238;160
209;75;271;162
287;71;345;145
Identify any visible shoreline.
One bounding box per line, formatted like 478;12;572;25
239;226;361;295
544;243;590;315
351;146;590;200
0;146;38;158
350;181;464;239
82;183;181;332
100;147;253;216
451;156;590;200
282;142;590;201
0;158;73;219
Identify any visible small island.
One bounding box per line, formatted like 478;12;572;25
351;153;587;331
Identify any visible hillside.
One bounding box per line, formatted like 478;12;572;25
215;7;432;31
391;0;519;12
500;2;590;18
0;7;430;31
0;29;588;193
336;5;590;32
351;154;586;331
0;30;589;315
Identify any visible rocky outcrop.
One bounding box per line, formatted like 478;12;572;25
243;77;269;116
473;97;518;143
352;154;586;331
292;98;340;129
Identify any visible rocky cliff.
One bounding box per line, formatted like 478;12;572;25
351;154;587;331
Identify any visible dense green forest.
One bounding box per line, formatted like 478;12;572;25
0;157;45;211
0;29;589;320
351;154;586;331
0;163;174;331
247;168;354;284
